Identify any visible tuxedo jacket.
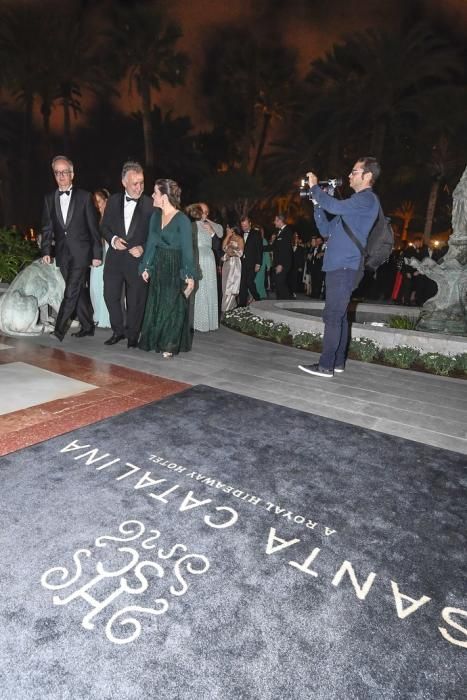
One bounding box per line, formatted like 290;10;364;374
101;193;154;266
272;225;293;270
41;188;102;268
242;228;263;271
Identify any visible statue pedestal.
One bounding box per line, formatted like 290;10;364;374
408;233;467;337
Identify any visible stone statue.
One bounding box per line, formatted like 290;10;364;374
407;165;467;336
0;259;65;336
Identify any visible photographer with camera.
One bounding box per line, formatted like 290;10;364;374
298;157;380;378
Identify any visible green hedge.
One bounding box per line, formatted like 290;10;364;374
0;228;39;283
222;309;467;378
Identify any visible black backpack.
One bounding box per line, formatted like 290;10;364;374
341;206;394;272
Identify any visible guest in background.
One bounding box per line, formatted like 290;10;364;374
186;202;219;332
89;188;111;329
221;224;244;315
267;231;277;294
139;179;196;357
41;155;102;341
200;202;224;317
238;215;263;306
254;226;271;300
101;161;153;347
272;213;293;299
309;235;325;299
288;231;305;297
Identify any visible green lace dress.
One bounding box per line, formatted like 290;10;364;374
139;209;196;355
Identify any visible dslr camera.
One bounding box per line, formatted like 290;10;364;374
299;176;343;200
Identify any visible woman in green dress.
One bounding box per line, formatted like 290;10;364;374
139;179;196;357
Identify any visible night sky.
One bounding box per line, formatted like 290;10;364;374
33;0;467;132
117;0;467;129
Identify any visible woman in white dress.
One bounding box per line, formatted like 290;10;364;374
221;224;244;315
89;189;111;328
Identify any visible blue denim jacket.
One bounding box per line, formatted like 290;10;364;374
311;185;379;271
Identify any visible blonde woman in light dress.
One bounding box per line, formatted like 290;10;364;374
89;188;111;328
186;202;221;332
221;224;244;315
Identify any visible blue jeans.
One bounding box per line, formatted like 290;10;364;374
319;268;358;370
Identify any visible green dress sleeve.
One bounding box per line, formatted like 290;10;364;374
139;211;158;274
178;212;197;280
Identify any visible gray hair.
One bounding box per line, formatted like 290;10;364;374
121;160;143;180
275;212;286;223
51;155;73;172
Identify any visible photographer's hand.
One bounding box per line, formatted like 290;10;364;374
306;171;318;187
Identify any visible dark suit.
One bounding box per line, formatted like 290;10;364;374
41;187;102;336
272;225;293;299
101;193;153;341
238;228;263;306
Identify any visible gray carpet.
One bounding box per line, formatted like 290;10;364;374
0;385;465;700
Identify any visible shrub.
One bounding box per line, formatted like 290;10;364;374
222;309;466;380
380;345;421;368
292;332;322;352
348;337;380;362
0;228;39;282
420;352;458;376
388;314;419;330
454;353;467;373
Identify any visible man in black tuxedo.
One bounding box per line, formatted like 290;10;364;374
101;161;153;347
238;215;263;306
272;213;293;299
41;155;102;341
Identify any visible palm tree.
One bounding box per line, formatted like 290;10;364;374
391;201;415;241
305;23;463;163
202;27;299;175
108;2;189;179
0;1;47;223
50;6;114;154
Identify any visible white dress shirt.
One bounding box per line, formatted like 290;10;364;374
124;195;137;234
59;188;72;223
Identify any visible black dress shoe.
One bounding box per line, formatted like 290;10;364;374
104;333;125;346
127;339;138;348
71;326;95;338
52;330;64;342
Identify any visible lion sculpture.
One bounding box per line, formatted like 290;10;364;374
0;260;65;336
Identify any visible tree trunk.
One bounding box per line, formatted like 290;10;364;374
370;121;386;162
251;112;271;176
140;78;155;182
423;179;440;246
41;100;52;159
62;96;71;154
20;92;34;227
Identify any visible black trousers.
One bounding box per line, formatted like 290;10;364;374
311;270;324;298
238;264;260;306
56;260;94;336
275;268;292;300
104;254;148;340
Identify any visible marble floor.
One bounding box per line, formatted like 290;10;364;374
1;324;466;457
0;336;189;456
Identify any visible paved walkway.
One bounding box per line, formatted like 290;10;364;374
26;325;467;455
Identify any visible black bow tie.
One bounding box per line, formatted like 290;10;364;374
59;190;71;196
125;196;138;203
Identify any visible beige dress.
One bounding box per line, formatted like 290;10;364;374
221;239;243;313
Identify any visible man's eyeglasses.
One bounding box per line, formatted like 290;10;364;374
54;170;72;176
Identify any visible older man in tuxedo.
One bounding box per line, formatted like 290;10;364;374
101;161;153;348
238;215;263;306
41;155;102;341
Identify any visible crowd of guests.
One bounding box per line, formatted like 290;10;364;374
40;155;443;360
